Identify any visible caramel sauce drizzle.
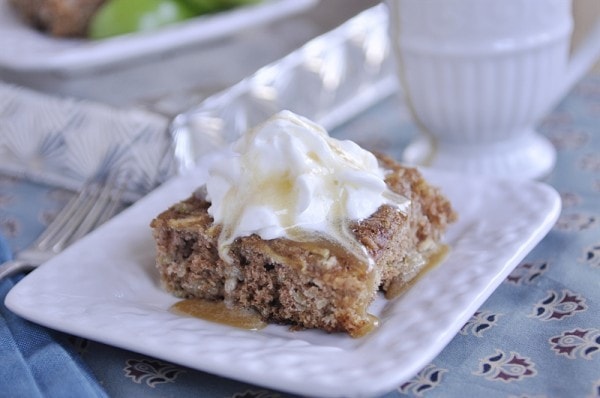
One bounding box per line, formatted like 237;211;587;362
171;299;266;331
385;244;449;299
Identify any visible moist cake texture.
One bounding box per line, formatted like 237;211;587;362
151;154;456;337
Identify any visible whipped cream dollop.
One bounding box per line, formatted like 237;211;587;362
204;110;409;265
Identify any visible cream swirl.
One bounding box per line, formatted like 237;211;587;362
204;110;409;266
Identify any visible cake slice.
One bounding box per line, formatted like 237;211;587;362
151;111;456;337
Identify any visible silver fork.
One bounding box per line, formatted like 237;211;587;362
0;178;126;280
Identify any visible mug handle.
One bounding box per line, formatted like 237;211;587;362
554;14;600;105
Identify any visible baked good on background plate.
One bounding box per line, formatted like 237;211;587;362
151;110;456;337
8;0;263;38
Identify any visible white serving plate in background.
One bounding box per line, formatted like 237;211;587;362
0;0;317;74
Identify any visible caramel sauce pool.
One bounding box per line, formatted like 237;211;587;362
385;244;450;299
171;299;267;331
352;314;380;338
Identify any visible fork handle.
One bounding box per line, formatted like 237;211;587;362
0;260;34;280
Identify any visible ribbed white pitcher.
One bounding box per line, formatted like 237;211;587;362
387;0;600;179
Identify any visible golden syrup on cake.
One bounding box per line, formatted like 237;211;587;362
171;299;267;331
352;314;380;338
385;244;449;299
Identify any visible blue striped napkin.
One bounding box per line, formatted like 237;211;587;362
0;234;108;398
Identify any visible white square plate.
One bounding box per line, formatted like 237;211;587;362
5;163;561;398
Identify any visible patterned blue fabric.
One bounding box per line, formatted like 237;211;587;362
1;74;599;398
0;233;10;263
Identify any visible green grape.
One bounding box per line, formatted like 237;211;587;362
89;0;197;39
178;0;227;13
180;0;261;14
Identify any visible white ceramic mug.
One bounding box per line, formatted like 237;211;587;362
387;0;600;179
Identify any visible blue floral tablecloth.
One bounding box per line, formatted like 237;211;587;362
1;74;599;398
